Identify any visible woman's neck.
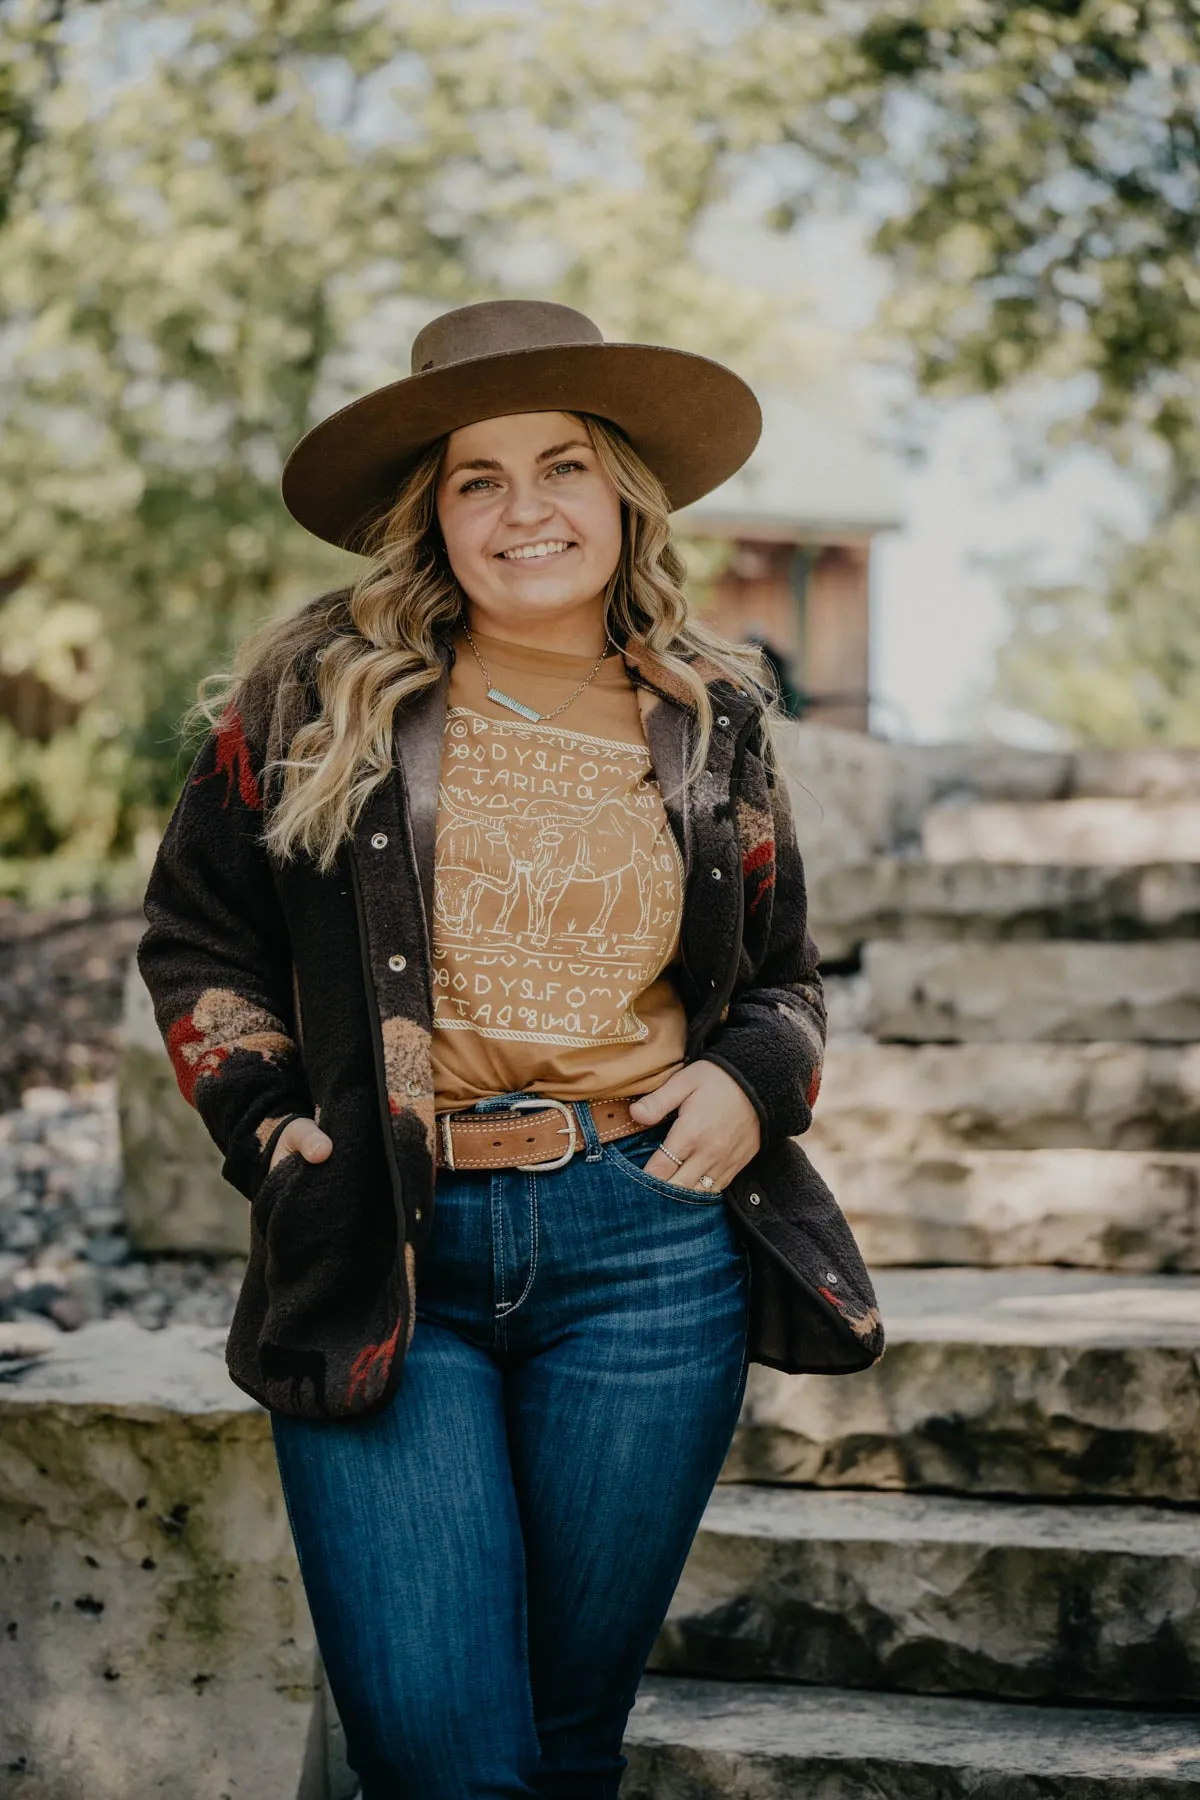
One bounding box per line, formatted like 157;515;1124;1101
461;601;611;660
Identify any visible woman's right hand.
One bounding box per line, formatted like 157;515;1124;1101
271;1117;334;1171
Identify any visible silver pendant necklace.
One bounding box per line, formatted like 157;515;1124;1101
461;621;614;724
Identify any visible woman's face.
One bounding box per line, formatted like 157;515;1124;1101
435;410;623;638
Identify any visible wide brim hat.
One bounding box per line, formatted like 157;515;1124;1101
280;300;762;552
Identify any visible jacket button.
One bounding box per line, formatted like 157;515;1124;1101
826;1271;839;1285
710;868;722;881
717;715;730;728
388;953;407;972
371;833;388;850
405;1078;422;1097
414;1208;422;1221
749;1192;761;1205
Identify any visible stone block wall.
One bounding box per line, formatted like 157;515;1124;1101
0;1323;317;1799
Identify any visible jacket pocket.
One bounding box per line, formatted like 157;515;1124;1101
249;1150;299;1242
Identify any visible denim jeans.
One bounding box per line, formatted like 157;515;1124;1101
270;1092;750;1800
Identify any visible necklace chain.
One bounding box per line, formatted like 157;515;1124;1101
461;621;614;724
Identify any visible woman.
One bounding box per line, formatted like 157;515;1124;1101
138;300;882;1799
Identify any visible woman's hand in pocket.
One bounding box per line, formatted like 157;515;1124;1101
270;1117;333;1172
626;1063;760;1191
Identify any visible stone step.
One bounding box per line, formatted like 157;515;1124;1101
886;742;1200;831
0;1321;315;1797
1066;746;1200;801
820;1148;1200;1270
786;735;1200;881
922;798;1200;866
650;1486;1200;1703
810;1042;1200;1154
865;940;1200;1042
810;859;1200;961
623;1675;1200;1798
723;1268;1200;1503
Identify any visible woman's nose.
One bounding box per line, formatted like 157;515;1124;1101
502;481;555;525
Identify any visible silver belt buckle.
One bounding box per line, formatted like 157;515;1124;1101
511;1096;578;1173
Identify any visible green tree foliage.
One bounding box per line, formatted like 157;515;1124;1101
756;0;1200;742
996;510;1200;743
762;0;1200;461
0;0;811;875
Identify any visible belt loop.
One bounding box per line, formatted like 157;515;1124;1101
575;1099;604;1163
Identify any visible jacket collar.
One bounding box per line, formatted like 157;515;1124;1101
618;635;758;722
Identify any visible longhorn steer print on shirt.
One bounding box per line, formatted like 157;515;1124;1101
434;811;527;936
434;794;665;948
520;796;662;946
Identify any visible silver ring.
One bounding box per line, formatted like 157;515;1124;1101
659;1146;684;1168
698;1174;715;1190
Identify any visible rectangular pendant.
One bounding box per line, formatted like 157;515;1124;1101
487;686;542;723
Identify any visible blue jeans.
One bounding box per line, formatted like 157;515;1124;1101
270;1093;750;1799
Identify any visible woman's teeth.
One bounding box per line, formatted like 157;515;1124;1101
499;541;573;560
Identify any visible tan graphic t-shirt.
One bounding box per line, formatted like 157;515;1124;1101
430;625;689;1113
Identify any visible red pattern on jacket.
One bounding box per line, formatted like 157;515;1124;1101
166;1011;231;1105
346;1315;403;1407
194;708;262;811
743;839;775;915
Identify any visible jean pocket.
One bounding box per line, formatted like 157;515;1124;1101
604;1128;726;1205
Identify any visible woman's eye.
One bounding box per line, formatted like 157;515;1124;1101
458;460;583;494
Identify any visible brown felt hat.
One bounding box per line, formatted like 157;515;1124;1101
280;299;762;551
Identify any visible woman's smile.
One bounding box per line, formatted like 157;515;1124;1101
495;539;578;564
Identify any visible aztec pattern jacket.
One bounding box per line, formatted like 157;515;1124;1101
139;598;884;1422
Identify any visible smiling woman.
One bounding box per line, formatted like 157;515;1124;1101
246;387;759;874
436;412;624;661
137;299;881;1800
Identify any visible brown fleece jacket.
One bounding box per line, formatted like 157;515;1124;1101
138;601;883;1421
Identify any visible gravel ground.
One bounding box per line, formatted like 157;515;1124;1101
0;1082;244;1340
0;900;143;1110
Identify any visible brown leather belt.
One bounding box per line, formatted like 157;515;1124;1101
435;1096;644;1173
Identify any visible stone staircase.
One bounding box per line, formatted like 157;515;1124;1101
621;738;1200;1797
7;732;1200;1799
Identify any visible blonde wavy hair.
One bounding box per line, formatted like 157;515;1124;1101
202;412;780;871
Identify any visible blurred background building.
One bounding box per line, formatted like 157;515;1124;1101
677;387;903;732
